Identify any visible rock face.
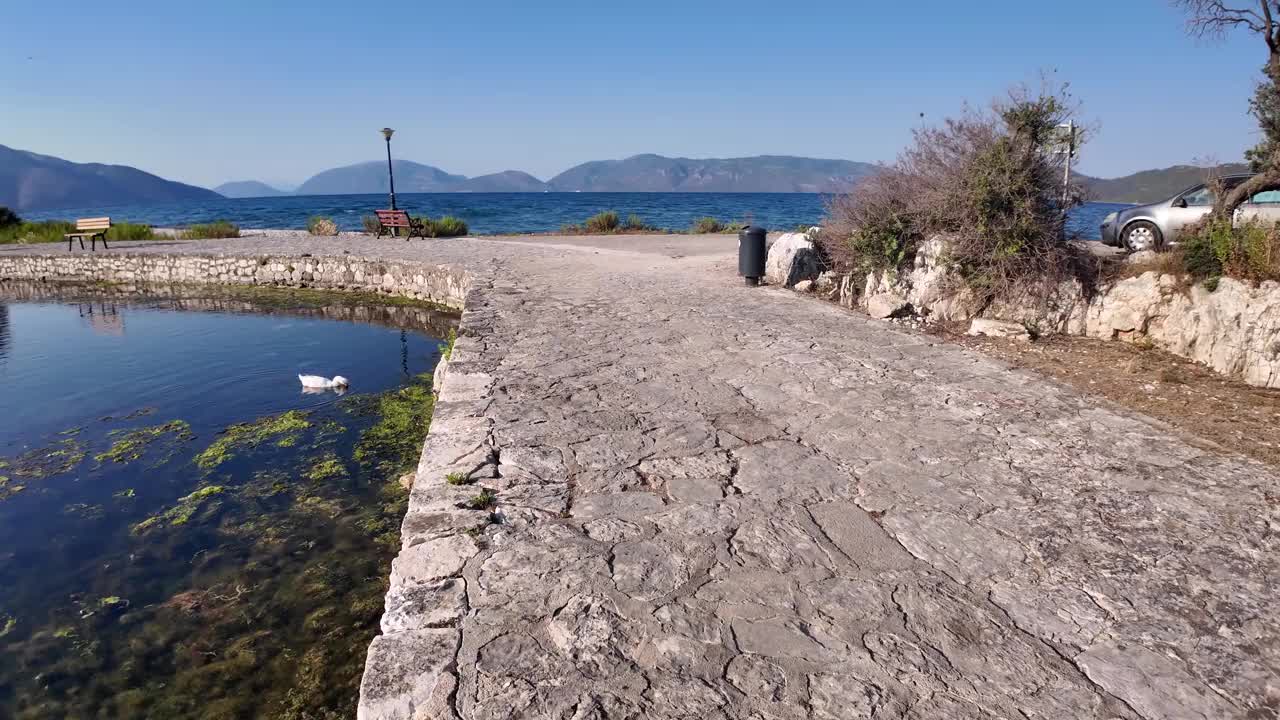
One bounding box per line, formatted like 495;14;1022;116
764;232;823;287
1080;273;1280;387
835;234;1280;389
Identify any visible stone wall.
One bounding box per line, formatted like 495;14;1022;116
831;236;1280;389
0;253;473;310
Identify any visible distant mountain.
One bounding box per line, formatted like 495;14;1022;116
0;144;223;212
1079;163;1252;204
296;160;467;195
214;180;289;198
547;154;878;193
454;170;549;192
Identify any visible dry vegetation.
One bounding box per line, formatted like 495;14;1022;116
944;327;1280;468
817;84;1091;300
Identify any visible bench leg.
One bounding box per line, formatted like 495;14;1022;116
99;233;108;251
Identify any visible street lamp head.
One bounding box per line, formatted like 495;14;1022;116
381;128;395;141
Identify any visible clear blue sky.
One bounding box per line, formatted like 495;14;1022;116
1;0;1264;188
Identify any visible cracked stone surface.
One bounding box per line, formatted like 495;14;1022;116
6;233;1278;719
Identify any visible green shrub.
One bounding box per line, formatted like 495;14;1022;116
362;215;381;234
1181;215;1280;283
0;220;74;244
0;218;158;244
180;221;240;239
583;211;620;233
0;207;20;229
105;222;156;241
622;214;655;231
429;216;468;237
307;216;339;236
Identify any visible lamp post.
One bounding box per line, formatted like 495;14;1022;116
381;128;397;210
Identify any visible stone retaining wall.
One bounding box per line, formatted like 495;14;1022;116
0;253;472;310
837;237;1280;389
0;251;490;718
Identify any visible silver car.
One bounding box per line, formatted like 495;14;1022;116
1100;173;1262;251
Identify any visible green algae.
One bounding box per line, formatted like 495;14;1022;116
4;437;86;481
305;453;347;482
352;373;434;475
442;327;458;360
0;323;446;719
95;420;194;464
62;503;105;520
196;410;311;471
132;486;226;534
0;615;14;638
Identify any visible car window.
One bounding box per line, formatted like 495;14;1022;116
1252;189;1280;204
1181;186;1214;206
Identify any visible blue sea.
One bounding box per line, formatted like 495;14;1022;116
22;193;1129;241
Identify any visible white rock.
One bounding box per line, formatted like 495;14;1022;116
865;292;911;319
793;280;814;293
765;232;823;288
967;318;1029;339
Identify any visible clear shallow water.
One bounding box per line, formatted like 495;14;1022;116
0;291;451;718
23;193;1130;240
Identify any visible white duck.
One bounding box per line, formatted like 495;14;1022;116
298;374;349;390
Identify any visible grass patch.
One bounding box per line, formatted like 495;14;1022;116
689;217;745;234
179;221;240;239
409;216;470;238
362;215;381;234
445;472;470;486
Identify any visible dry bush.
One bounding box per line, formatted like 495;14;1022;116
1180;215;1280;283
817;84;1087;300
307;216;340;236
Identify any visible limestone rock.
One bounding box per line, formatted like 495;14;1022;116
764;232;823;288
793;279;813;293
865;292;912;319
967;318;1029;340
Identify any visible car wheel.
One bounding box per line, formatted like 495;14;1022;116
1122;221;1162;252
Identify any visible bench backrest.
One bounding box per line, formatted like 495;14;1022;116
375;210;411;228
76;217;111;231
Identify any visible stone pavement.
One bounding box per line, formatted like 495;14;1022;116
9;233;1277;719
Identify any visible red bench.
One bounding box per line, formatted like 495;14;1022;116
373;209;428;240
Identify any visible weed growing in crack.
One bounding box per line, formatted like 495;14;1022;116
445;472;470;486
464;488;496;510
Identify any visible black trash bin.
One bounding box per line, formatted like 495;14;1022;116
738;226;767;286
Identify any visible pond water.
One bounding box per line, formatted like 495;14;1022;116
0;287;455;719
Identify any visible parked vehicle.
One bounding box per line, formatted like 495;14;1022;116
1100;173;1266;251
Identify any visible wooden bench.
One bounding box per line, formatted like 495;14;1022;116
374;209;428;240
65;217;112;251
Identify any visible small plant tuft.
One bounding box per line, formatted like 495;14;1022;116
465;488;497;510
445;472;470;486
307;216;340;236
362;215;382;235
583;210;620;233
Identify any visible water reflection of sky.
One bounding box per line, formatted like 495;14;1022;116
0;301;445;449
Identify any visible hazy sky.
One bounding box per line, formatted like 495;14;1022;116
1;0;1264;188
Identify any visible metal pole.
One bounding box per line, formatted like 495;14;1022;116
1062;120;1074;208
385;137;397;211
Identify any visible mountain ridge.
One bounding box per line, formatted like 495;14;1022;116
0;144;223;212
214;180;289;198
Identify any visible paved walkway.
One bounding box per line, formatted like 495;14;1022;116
13;234;1277;719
